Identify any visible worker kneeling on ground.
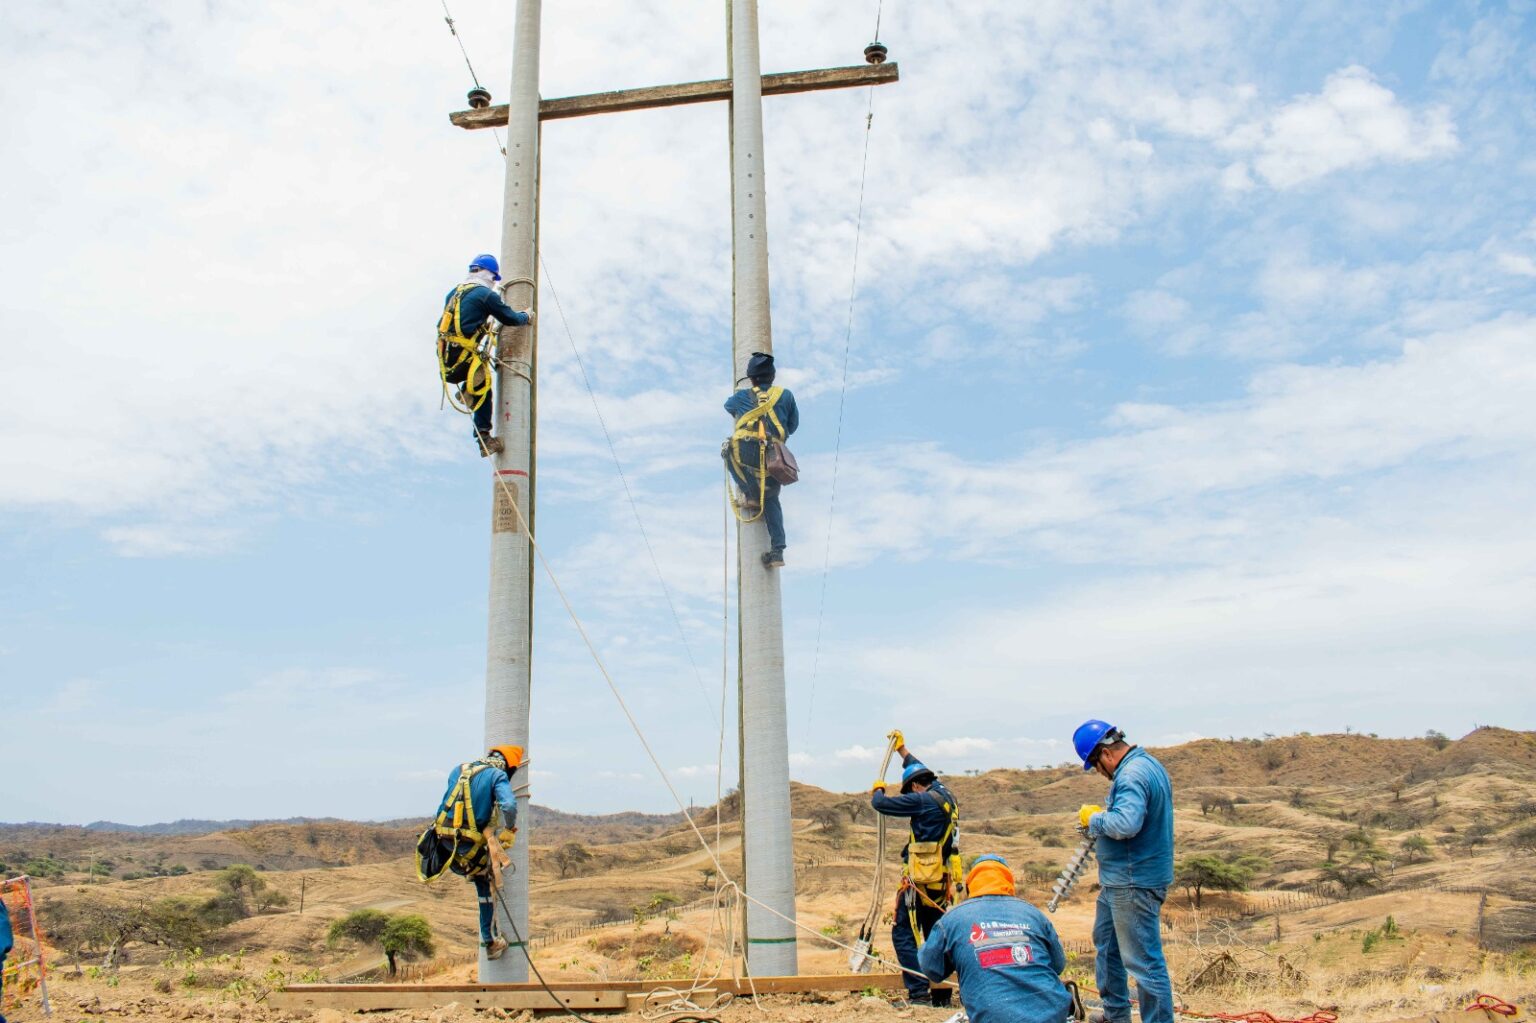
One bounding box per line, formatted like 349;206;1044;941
919;855;1071;1023
872;738;961;1007
1075;719;1175;1023
437;254;533;457
723;351;799;568
415;744;524;960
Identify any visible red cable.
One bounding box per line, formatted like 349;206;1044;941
1465;995;1519;1017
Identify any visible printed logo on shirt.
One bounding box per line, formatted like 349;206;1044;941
969;923;987;944
976;943;1033;969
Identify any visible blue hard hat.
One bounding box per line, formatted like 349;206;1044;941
469;253;501;281
969;853;1009;869
1073;719;1120;771
900;759;937;793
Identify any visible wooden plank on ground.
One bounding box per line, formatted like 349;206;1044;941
717;973;950;995
450;63;900;129
268;987;628;1012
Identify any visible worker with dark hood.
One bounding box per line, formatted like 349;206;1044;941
723;351;799;567
415;744;524;960
437;253;533;457
871;736;961;1007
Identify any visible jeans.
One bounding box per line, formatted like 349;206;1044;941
725;445;785;551
472;875;496;943
1093;887;1172;1023
892;890;948;1004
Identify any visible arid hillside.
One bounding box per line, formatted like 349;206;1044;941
5;728;1535;1023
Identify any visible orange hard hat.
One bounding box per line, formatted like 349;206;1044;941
488;744;525;770
964;855;1016;898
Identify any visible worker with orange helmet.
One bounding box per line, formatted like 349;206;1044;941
415;744;524;959
918;856;1071;1023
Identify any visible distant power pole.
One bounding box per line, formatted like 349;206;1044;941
298;876;307;915
450;0;896;980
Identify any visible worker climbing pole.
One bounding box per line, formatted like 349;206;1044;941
435;253;533;457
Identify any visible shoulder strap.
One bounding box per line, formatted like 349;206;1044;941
733;386;785;434
446;284;485;341
910;786;959;847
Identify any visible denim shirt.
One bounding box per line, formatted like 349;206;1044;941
437;761;518;832
0;896;12;956
918;894;1071;1023
1088;747;1174;889
724;387;799;439
443;285;530;337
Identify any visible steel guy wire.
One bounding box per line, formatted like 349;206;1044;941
434;0;505;154
538;252;719;728
805;65;879;745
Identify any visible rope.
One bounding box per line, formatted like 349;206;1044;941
1179;1007;1339;1013
478;457;929;986
805;44;880;741
1465;996;1519;1017
538;252;719;725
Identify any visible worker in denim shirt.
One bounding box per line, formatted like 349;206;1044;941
1074;720;1174;1023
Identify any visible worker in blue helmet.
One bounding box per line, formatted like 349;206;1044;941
1072;720;1174;1023
437;253;534;456
871;734;960;1007
723;351;799;567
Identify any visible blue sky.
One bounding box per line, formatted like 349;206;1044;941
2;1;1534;825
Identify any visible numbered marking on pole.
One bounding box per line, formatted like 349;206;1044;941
494;480;521;534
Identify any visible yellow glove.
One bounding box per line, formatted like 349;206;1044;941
497;828;518;849
887;728;905;749
872;780;888;795
1078;804;1103;830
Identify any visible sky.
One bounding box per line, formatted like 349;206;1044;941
1;0;1533;826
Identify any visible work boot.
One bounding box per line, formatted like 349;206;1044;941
484;936;508;960
762;548;785;568
477;431;504;457
930;989;954;1008
1089;1010;1127;1023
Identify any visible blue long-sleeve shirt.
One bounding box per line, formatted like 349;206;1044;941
443;284;530;338
871;755;959;858
1087;746;1174;888
436;760;517;832
0;896;13;956
725;386;799;439
918;894;1071;1023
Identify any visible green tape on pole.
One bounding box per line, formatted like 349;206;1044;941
746;936;798;944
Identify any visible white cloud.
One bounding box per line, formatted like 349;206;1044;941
1226;65;1458;188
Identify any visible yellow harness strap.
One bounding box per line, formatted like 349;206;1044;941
431;760;494;870
727;387;784;523
437;285;493;414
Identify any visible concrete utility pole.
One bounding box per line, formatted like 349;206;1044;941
452;7;896;980
726;0;795;976
482;0;541;984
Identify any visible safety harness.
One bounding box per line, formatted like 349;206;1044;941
416;759;498;882
725;386;786;523
436;284;494;415
901;786;960;949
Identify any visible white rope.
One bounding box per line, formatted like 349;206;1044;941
480;459;927;984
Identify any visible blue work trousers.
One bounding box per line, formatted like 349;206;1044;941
1093;887;1173;1023
726;448;785;551
892;891;948;1005
472;875;496;944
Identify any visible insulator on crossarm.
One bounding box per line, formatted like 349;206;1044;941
864;41;888;65
467;86;492;109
